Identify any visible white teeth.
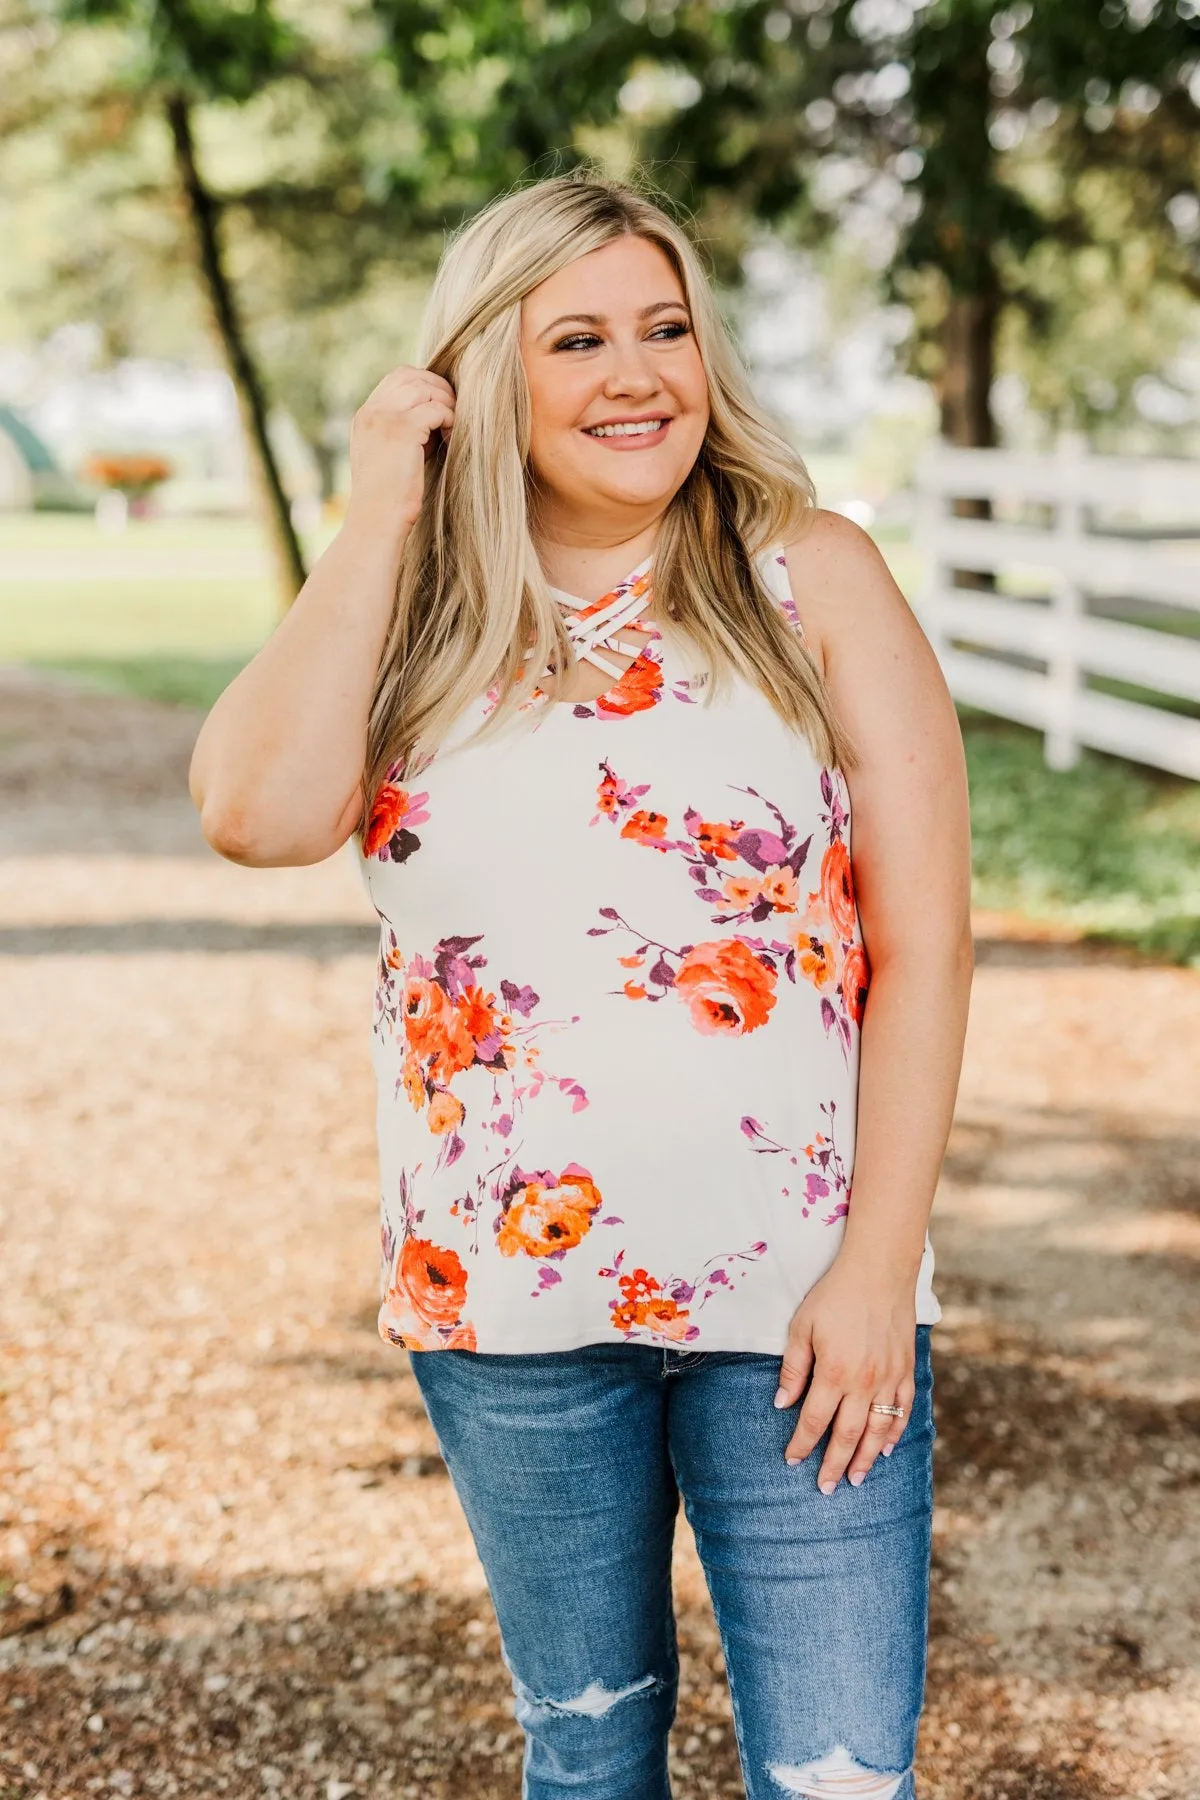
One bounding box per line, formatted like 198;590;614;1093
585;420;667;438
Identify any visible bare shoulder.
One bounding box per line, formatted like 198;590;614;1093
781;509;913;682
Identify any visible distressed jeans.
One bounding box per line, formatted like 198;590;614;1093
410;1325;934;1800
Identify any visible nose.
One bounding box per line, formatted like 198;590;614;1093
601;335;664;401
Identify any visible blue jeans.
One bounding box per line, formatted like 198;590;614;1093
411;1326;935;1800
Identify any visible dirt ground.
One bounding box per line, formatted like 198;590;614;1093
1;663;1197;1800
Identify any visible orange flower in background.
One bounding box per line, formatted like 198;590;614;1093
841;942;870;1026
427;1089;465;1135
675;938;777;1036
395;1236;468;1328
497;1167;602;1258
820;840;858;942
363;784;407;857
620;809;670;847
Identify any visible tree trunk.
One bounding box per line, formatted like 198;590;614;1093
165;90;307;606
939;286;1000;587
939;287;999;452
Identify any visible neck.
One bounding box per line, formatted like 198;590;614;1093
534;513;666;605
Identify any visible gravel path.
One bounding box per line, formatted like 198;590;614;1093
1;665;1197;1800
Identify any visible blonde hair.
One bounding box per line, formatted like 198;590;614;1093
361;170;857;823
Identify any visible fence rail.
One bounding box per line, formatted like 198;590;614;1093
911;442;1200;780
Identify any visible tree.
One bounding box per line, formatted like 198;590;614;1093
609;0;1200;449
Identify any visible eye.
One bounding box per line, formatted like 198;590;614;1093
649;319;691;341
552;332;604;352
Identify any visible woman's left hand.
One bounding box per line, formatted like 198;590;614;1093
773;1259;917;1493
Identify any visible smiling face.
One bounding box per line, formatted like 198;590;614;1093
519;233;711;542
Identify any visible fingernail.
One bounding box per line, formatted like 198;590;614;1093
881;1443;894;1457
818;1479;836;1496
785;1455;802;1467
848;1470;866;1487
773;1387;790;1409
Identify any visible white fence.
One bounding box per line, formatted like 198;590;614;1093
912;442;1200;780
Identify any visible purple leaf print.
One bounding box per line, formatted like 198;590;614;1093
820;996;837;1035
494;1114;513;1138
740;1116;762;1138
788;834;813;876
670;1280;696;1301
587;926;610;937
732;828;790;871
598;906;620;920
444;1132;466;1168
805;1174;831;1204
820;769;834;806
500;980;540;1017
647;957;676;989
600;1215;624;1225
573;704;592;719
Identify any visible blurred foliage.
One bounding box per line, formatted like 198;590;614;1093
964;710;1200;966
4;0;1200;456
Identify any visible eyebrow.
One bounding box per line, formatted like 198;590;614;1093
536;301;689;340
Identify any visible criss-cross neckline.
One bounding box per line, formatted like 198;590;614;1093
544;555;658;686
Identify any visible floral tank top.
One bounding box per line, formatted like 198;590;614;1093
357;546;941;1353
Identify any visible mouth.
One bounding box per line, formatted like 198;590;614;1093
582;416;672;446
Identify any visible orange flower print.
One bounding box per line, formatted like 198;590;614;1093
400;1235;468;1328
795;935;838;993
610;1269;694;1340
675;939;778;1036
820;839;858;942
620;809;670;848
374;930;589;1171
364;780;429;862
427;1089;465;1135
601;1242;767;1342
595;650;662;718
715;874;761;917
379;1235;470;1347
689;818;743;861
760;865;798;912
444;1322;478;1351
841;942;870;1026
496;1164;603;1258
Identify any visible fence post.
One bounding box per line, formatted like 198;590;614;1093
912;443;946;660
1044;433;1086;771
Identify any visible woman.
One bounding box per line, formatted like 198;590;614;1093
190;172;973;1800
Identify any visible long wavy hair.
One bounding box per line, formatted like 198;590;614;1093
360;170;858;827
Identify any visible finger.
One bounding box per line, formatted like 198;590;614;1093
774;1333;814;1411
880;1376;916;1457
365;365;456;409
816;1398;870;1494
784;1377;841;1466
846;1404;896;1485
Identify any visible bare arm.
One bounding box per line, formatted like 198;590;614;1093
188;367;455;867
773;510;974;1488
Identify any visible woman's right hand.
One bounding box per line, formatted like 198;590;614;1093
347;365;456;532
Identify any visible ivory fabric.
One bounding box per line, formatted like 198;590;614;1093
357;546;940;1353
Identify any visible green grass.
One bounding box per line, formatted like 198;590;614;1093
962;709;1200;967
